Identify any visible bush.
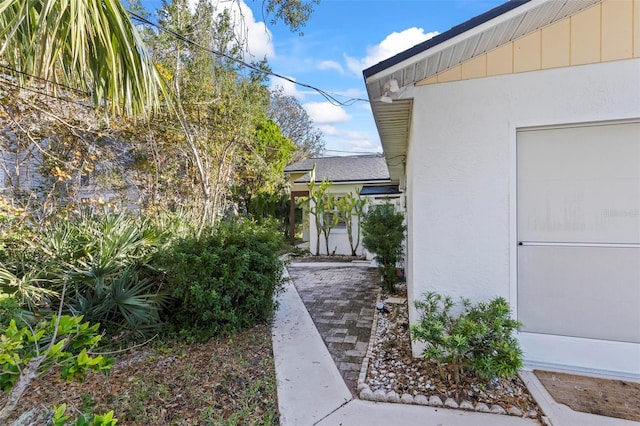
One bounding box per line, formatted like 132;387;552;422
411;292;523;384
1;208;170;338
361;203;406;293
157;219;286;340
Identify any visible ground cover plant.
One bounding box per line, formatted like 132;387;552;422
0;209;286;424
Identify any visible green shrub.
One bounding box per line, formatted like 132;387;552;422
411;292;523;384
0;294;22;333
0;315;113;424
52;404;118;426
157;219;286;340
1;208;170;338
361;203;406;293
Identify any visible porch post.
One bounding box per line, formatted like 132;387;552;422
289;191;296;245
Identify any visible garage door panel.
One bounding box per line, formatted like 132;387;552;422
518;245;640;343
518;122;640;244
517;121;640;347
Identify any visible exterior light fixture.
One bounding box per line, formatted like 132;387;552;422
379;78;400;103
379;93;393;103
388;79;400;93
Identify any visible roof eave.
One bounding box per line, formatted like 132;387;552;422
294;178;393;185
363;0;531;80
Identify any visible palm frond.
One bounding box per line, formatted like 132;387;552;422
0;0;170;117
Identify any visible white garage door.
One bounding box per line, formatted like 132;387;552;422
517;121;640;344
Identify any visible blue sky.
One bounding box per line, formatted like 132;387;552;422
139;0;506;155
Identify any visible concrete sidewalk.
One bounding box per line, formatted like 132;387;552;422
272;267;538;426
273;263;639;426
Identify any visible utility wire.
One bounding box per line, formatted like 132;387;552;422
0;64;90;97
0;76;92;109
128;11;369;107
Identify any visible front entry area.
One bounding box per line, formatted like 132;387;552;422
516;121;640;377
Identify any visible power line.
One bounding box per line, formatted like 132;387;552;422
128;11;369;107
0;76;92;109
0;64;90;97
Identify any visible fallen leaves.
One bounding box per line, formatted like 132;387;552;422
0;324;279;425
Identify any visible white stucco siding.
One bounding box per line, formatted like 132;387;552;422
406;58;640;375
308;183;368;257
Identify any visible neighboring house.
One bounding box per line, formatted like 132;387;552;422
284;155;400;256
363;0;640;379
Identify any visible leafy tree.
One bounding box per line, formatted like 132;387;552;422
0;0;322;226
137;1;277;230
231;114;296;214
262;0;320;34
267;88;325;161
361;203;406;293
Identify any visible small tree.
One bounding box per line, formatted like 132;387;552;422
320;193;339;255
361;203;406;293
301;166;332;256
336;190;366;256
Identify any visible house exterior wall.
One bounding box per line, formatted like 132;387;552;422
417;0;640;86
307;183;368;257
406;58;640;377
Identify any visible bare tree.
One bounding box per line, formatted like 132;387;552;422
267;88;324;162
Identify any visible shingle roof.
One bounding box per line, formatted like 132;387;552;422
285;155;390;183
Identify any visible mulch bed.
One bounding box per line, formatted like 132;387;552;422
363;284;542;419
534;370;640;422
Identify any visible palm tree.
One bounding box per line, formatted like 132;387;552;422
0;0;167;118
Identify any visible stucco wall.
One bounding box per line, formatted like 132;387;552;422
307;183;368;257
406;58;640;376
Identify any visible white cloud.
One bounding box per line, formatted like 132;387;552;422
270;76;304;100
303;102;351;124
189;0;275;60
317;124;338;136
356;102;372;113
345;27;439;75
318;60;344;74
341;130;380;152
322;128;382;155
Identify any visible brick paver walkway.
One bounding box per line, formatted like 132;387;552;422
287;262;380;394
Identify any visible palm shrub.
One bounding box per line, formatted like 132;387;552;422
157;219;286;340
361;203;406;293
35;209;170;336
411;292;523;385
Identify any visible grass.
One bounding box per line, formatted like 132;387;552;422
2;324;279;425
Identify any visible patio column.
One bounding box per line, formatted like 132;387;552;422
289;191;308;246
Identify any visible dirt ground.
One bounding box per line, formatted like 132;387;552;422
534;370;640;422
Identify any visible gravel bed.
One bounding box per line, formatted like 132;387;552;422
357;284;542;421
